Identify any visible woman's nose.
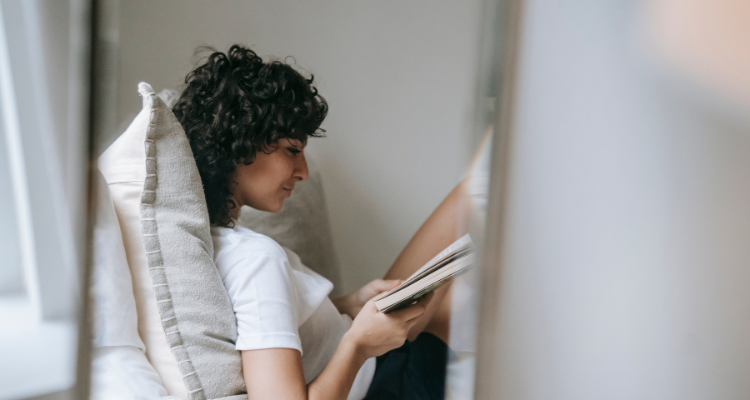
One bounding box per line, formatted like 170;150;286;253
294;152;309;181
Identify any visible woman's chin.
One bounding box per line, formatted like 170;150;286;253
249;199;284;213
268;199;285;213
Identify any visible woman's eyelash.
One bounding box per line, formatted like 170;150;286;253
288;147;301;155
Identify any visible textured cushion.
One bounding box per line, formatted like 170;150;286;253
238;157;342;296
99;82;245;400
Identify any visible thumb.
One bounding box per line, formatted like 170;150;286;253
373;279;401;292
387;279;402;290
366;279;401;296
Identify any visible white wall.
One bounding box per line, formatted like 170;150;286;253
114;0;482;292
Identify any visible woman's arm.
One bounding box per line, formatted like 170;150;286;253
242;340;363;400
242;297;431;400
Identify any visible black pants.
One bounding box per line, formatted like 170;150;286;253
363;333;452;400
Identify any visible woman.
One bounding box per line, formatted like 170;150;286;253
173;45;466;400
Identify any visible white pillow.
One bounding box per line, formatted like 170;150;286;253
99;83;245;400
99;87;188;398
90;169;175;399
91;169;143;350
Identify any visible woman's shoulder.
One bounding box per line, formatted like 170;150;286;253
211;223;287;263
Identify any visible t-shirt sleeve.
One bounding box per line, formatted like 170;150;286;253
217;237;303;353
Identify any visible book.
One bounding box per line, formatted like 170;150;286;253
374;234;474;313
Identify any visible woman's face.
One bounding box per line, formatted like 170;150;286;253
230;138;308;214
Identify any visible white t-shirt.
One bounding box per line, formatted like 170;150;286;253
212;224;376;400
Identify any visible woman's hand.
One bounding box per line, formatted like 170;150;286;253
342;292;433;360
333;279;401;319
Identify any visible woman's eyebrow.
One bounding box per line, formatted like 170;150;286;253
287;139;305;150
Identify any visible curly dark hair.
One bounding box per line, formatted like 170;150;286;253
173;45;328;227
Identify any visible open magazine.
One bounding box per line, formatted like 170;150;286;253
374;234;474;313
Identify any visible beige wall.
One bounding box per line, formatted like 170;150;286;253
114;0;482;293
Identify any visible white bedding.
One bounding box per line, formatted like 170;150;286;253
90;170;174;400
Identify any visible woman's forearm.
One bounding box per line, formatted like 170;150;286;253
307;334;366;400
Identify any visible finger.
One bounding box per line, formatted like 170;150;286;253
370;279;400;293
388;302;427;321
406;313;425;328
398;292;434;321
404;304;427;322
415;291;435;307
362;299;379;311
